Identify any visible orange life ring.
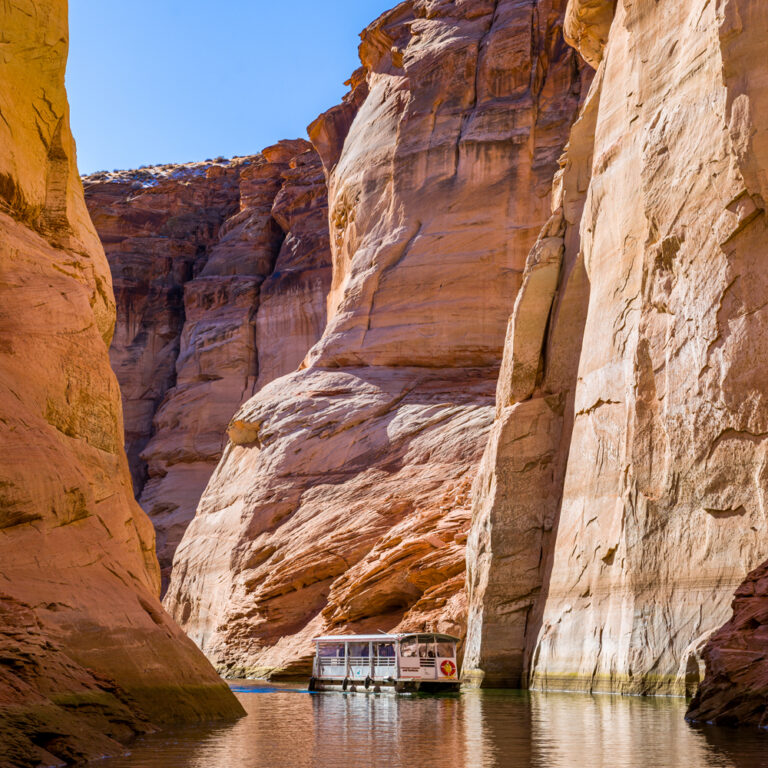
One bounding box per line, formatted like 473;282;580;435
440;660;456;677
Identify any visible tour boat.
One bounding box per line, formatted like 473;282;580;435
309;632;461;693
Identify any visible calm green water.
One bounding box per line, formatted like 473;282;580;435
101;682;767;768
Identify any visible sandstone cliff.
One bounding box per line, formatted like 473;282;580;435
464;53;596;688
465;0;768;697
164;0;586;678
84;142;331;587
0;3;242;764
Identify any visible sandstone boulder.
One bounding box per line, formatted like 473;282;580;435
687;560;768;728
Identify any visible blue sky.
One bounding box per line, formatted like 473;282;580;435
67;1;393;174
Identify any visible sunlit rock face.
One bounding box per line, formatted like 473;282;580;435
563;0;615;68
164;0;586;678
466;0;768;696
0;2;243;764
530;0;768;696
463;59;597;688
84;142;331;587
84;160;242;495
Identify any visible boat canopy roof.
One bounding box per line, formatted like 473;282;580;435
313;633;460;644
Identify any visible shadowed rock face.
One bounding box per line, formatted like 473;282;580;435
164;0;586;678
466;0;768;699
687;561;768;729
0;2;243;764
84;142;331;588
84;160;242;495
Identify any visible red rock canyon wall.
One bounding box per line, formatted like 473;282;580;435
163;0;586;678
0;3;242;765
83;142;331;587
39;0;768;727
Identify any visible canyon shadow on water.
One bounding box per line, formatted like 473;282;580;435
98;682;768;768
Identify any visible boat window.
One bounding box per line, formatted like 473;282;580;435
374;642;395;657
400;637;418;657
435;642;454;658
348;642;369;658
418;642;436;658
318;643;345;658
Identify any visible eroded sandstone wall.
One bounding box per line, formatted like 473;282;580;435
466;0;768;696
164;0;586;678
530;0;768;695
84;142;331;586
84;160;242;495
0;2;242;765
464;60;597;688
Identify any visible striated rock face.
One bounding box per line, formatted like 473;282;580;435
83;160;242;496
530;0;768;695
0;2;242;764
464;60;597;688
165;0;586;678
687;560;768;729
466;0;768;697
84;142;331;587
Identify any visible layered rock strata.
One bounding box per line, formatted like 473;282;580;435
0;2;242;764
464;61;597;688
165;0;586;677
84;142;331;586
466;0;768;696
83;160;242;496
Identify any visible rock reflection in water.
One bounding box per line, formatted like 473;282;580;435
98;683;768;768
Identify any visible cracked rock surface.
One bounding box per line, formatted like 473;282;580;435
465;0;768;701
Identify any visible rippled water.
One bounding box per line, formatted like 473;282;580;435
101;682;768;768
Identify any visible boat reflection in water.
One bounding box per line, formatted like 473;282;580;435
98;683;768;768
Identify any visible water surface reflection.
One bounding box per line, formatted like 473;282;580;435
100;682;768;768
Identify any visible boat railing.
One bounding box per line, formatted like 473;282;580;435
313;634;460;687
318;658;346;671
318;654;396;677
